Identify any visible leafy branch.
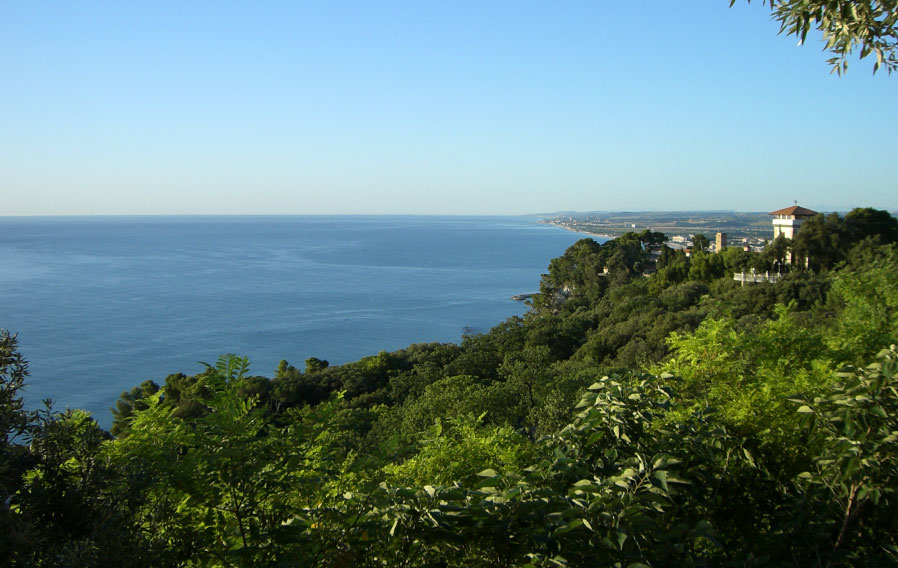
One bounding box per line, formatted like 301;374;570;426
736;0;898;74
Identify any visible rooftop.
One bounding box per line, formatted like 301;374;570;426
769;205;819;217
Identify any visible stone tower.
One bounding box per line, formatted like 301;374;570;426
715;232;727;252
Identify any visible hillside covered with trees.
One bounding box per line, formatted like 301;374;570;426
2;207;898;566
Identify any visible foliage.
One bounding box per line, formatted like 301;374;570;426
4;208;898;565
109;355;344;565
738;0;898;74
1;330;33;562
659;304;837;453
390;374;514;440
687;250;725;282
109;379;160;437
0;330;31;447
1;330;33;546
828;244;898;363
10;404;164;567
692;232;710;253
792;212;848;270
791;346;898;564
383;414;534;486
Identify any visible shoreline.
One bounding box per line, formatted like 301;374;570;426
542;220;615;239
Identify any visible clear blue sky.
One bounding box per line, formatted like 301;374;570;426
2;1;895;215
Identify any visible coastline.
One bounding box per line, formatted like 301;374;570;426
539;211;774;242
542;220;615;240
7;215;585;428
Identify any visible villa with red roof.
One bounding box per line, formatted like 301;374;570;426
769;204;819;240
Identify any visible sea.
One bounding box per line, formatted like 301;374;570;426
0;215;587;428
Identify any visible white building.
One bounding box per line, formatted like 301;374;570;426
770;205;818;239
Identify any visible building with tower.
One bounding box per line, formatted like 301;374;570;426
769;205;818;239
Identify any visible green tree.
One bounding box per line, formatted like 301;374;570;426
792;212;848;271
305;356;330;373
766;233;791;266
791;347;898;564
687;250;725;282
11;406;164;567
274;359;299;379
0;331;30;446
2;335;154;565
605;233;649;278
651;247;690;293
366;375;739;567
111;355;343;565
739;0;898;74
383;415;533;486
845;206;898;244
692;233;710;253
719;245;753;273
499;345;553;418
0;331;33;562
828;244;898;363
110;379;160;437
636;229;666;249
658;304;835;448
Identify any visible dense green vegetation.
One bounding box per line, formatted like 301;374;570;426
2;208;898;566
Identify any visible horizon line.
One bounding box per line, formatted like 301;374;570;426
0;209;835;219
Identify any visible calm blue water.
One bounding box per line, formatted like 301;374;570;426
0;215;586;427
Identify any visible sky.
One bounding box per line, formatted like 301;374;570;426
1;1;895;216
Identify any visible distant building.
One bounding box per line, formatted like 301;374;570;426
734;269;781;286
715;232;727;252
770;205;818;239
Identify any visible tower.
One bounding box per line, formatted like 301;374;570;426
715;232;727;252
769;205;818;239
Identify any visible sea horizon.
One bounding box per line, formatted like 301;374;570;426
0;214;588;427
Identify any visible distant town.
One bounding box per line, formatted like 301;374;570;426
541;210;784;253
